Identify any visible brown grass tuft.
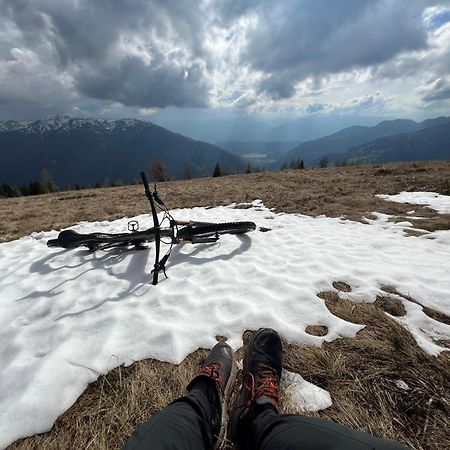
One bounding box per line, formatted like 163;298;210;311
374;296;407;317
332;281;352;292
305;325;329;336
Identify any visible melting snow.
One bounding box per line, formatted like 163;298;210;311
282;369;332;412
377;192;450;214
0;197;449;448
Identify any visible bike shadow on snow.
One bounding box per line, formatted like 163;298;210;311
15;246;150;304
55;235;252;320
15;234;252;318
166;234;252;270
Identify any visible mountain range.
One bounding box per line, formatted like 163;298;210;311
280;117;450;166
1;115;450;190
326;121;450;165
0;116;244;188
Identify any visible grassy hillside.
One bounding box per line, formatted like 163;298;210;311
328;122;450;165
2;161;450;450
281;117;450;167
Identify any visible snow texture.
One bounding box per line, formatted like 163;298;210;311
282;369;332;412
377;191;450;214
1;197;450;448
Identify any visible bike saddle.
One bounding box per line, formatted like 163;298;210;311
56;230;98;249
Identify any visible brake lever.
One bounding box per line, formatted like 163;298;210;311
152;183;166;207
153;191;165;206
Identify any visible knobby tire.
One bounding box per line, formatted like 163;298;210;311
191;221;256;236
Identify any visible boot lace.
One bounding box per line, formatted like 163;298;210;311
238;363;279;418
198;362;224;393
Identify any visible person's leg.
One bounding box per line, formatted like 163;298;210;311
123;341;236;450
229;328;409;450
249;407;409;450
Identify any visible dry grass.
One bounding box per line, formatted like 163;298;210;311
2;160;450;449
2;161;450;243
9;352;208;450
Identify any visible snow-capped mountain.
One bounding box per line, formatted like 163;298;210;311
0;116;152;134
0;120;28;133
0;116;244;187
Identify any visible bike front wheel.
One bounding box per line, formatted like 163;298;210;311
193;221;256;235
177;221;256;241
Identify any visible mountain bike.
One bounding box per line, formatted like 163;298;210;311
47;172;256;285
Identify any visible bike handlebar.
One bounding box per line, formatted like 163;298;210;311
140;171;150;194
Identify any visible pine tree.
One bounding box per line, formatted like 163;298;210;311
28;180;45;196
245;163;252;174
319;157;329;168
184;165;192;180
0;183;16;197
212;162;222;177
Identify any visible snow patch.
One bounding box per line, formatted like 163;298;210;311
282;369;332;412
377;192;450;214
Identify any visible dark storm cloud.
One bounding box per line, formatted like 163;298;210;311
77;58;208;108
239;0;428;98
2;0;205;63
0;0;210;109
0;0;445;118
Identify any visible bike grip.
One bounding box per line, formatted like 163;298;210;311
140;172;150;192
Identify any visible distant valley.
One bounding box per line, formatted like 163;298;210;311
216;141;299;167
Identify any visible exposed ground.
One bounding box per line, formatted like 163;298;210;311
2;161;450;243
3;161;450;450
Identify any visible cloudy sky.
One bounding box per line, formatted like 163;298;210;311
0;0;449;123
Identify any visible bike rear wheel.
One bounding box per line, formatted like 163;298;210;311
47;228;172;250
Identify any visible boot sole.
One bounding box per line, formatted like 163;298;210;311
214;349;237;450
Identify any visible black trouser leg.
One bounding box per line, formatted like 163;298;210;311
247;407;409;450
122;382;217;450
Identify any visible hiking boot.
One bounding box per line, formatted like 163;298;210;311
187;341;237;449
228;328;282;448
